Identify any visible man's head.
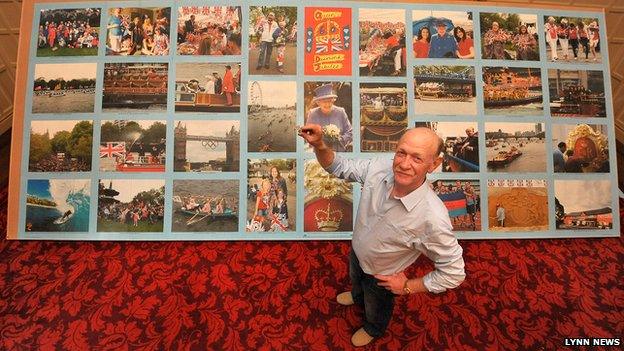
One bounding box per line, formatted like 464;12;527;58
492;22;500;31
465;127;475;137
267;12;275;22
557;141;567;153
392;128;444;195
190;15;195;21
436;22;447;36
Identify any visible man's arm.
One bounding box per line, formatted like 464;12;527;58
298;124;334;168
299;124;373;184
419;219;466;293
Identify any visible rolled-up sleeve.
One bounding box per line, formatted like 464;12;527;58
420;219;466;294
324;153;372;185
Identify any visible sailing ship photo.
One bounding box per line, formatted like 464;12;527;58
413;65;476;115
482;66;543;116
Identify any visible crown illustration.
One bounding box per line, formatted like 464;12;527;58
314;203;343;232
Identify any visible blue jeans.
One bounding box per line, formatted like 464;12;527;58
349;249;395;337
257;41;273;68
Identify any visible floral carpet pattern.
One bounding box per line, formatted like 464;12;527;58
0;186;622;350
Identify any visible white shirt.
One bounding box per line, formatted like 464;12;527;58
326;154;466;293
205;80;215;95
259;20;277;42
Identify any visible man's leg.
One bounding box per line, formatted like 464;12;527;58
348;249;365;307
360;274;395;338
265;44;273;68
257;42;267;69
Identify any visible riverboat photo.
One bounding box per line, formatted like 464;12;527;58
102;63;168;112
414;65;476;115
482;66;543;116
32;63;96;114
485;122;546;172
175;63;240;113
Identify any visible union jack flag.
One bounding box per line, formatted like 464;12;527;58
100;142;125;158
315;36;343;54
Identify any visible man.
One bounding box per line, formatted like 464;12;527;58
553;142;567;173
256;12;278;70
212;72;222;95
428;21;457;58
184;14;196;36
495;204;505;227
457;127;479;167
222;65;235;106
299;125;466;347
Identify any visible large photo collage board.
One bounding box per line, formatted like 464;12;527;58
12;0;619;240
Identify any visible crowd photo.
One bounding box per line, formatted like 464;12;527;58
177;6;242;56
544;16;601;63
359;8;406;76
37;7;101;56
106;7;171;56
28;120;93;172
97;179;165;232
480;12;539;61
412;11;474;59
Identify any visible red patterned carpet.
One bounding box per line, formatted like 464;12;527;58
0;185;622;350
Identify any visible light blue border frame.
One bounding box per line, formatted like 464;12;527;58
17;0;619;240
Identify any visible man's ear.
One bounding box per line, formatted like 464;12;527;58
429;156;443;173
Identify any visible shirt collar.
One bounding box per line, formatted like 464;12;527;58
384;173;429;212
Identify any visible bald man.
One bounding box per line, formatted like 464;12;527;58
299;125;466;347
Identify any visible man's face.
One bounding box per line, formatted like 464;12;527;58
437;25;446;36
392;130;442;191
466;128;474;137
317;98;335;114
559;145;567;153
